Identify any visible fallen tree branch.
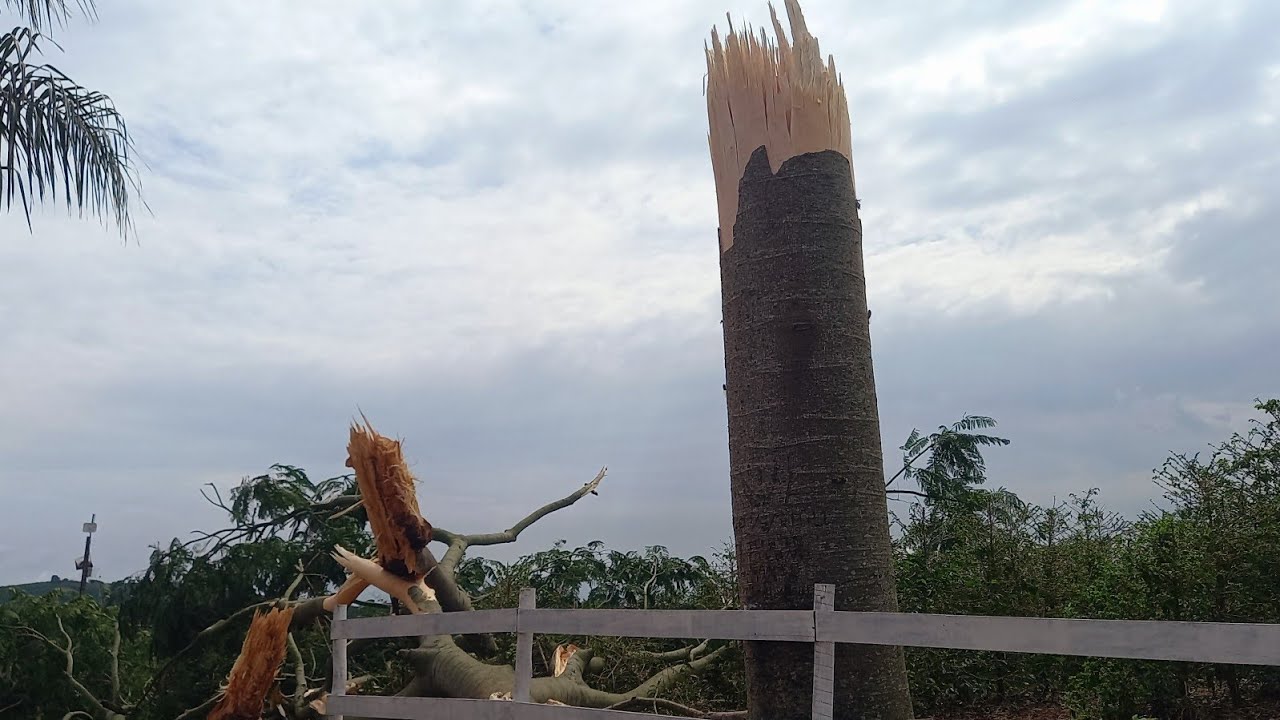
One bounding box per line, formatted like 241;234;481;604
417;469;605;657
184;487;362;556
139;590;331;704
289;633;308;717
17;618;127;720
432;468;606;551
640;640;712;663
398;592;732;710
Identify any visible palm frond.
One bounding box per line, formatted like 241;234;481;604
965;432;1012;448
1;0;96;34
0;26;143;240
950;414;1000;432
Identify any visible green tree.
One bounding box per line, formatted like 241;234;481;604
887;413;1011;506
1;0;144;238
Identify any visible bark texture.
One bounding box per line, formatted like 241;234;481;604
720;146;913;719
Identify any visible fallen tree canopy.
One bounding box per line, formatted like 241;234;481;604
1;419;742;720
8;400;1280;720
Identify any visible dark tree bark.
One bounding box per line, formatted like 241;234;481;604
719;146;913;720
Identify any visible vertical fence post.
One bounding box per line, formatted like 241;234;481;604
514;588;536;703
812;584;835;720
330;603;348;720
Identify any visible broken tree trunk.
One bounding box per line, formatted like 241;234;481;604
705;2;914;719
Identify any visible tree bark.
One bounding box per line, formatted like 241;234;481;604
719;146;913;719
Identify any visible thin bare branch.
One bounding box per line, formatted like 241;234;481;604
887;488;930;500
433;467;606;550
109;616;121;706
283;562;307;600
640;640;712;663
288;633;307;717
15;617;122;719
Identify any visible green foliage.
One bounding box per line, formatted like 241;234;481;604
0;590;148;718
890;413;1011;505
1;0;145;239
123;465;368;654
896;399;1280;719
3;402;1279;720
457;541;746;712
118;465;376;719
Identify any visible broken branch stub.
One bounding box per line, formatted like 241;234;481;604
705;0;854;253
346;416;433;578
207;605;295;720
332;544;436;613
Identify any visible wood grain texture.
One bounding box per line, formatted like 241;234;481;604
514;589;536;703
818;611;1280;666
331;609;518;640
811;585;835;720
331;598;1280;668
330;603;348;720
518;608;816;642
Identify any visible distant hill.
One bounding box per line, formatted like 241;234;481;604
0;575;128;605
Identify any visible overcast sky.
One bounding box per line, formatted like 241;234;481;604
2;0;1277;585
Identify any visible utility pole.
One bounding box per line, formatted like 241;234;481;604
76;514;97;596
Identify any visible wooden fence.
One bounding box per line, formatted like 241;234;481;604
327;585;1280;719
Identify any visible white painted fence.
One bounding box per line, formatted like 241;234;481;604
327;584;1280;719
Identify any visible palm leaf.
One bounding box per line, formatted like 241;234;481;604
0;26;143;239
950;414;1001;432
1;0;96;35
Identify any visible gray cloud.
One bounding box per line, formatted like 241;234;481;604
2;0;1277;587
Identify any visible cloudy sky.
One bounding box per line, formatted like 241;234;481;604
2;0;1277;585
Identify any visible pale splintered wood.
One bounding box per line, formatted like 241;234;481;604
330;608;518;640
519;608;816;642
818;611;1280;666
330;604;348;720
706;0;854;252
811;585;835;720
513;589;536;703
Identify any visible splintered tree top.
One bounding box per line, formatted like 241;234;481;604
208;605;295;720
705;0;855;252
346;418;433;578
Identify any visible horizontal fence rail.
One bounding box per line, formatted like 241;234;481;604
327;584;1280;719
519;607;817;642
332;608;518;640
817;611;1280;666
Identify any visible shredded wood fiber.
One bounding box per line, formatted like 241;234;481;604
207;605;295;720
346;417;432;579
705;0;854;252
